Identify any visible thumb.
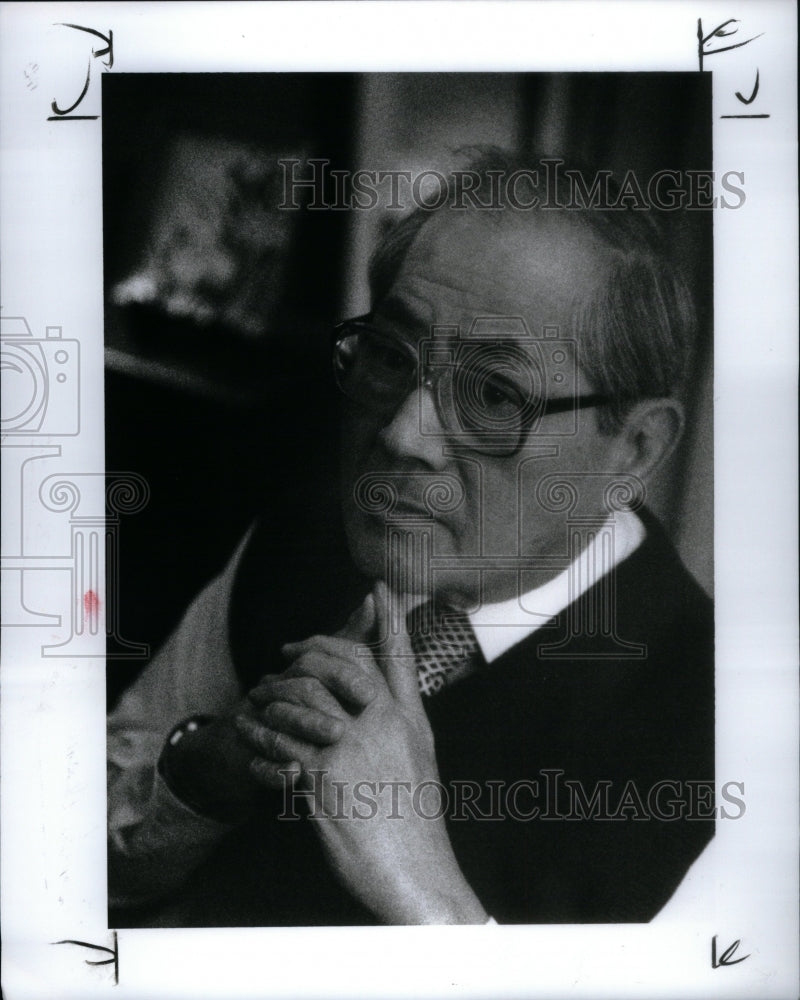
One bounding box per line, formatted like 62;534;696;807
337;591;377;642
372;581;421;708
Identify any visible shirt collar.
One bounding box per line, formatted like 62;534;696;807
469;509;646;664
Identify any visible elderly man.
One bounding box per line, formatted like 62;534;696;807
108;152;713;926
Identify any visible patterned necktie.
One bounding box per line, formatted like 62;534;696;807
407;602;480;697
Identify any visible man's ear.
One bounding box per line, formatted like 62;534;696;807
610;398;685;481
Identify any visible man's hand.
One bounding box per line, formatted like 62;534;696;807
235;596;379;787
164;599;379;817
236;583;488;925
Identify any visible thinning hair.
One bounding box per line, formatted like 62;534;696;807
368;147;698;433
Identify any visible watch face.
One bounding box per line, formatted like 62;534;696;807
168;715;214;746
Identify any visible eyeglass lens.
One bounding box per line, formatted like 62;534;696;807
334;325;544;455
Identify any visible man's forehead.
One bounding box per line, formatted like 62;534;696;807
378;211;614;337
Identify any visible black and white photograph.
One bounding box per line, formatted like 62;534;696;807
105;71;716;929
1;4;797;998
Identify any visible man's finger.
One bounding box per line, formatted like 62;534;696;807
248;757;301;792
234;715;314;764
337;591;376;642
281;633;372;668
258;700;344;746
249;674;351;719
274;644;378;707
372;580;420;707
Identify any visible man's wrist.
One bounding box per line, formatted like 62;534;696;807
380;850;489;925
391;880;489;925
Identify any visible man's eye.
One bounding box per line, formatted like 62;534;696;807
479;375;526;413
375;345;410;372
362;335;413;376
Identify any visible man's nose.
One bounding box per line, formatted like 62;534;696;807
377;386;449;469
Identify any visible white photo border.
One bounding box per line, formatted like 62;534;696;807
1;2;797;998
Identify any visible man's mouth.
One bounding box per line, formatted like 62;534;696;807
386;498;436;520
360;499;445;531
351;471;465;528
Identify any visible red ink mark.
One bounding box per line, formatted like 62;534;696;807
83;589;100;621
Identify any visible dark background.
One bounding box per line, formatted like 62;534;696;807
104;74;357;705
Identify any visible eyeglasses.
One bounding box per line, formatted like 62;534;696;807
332;316;612;457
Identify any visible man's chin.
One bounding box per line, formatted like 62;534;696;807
345;514;485;607
347;536;431;596
345;512;431;591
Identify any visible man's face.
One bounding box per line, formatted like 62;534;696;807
340;211;627;608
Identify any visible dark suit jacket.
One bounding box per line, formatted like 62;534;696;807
130;504;714;927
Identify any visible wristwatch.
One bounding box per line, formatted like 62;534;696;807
158;714;221;816
158;714;256;823
165;714;216;749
